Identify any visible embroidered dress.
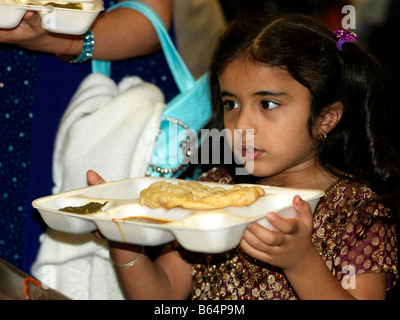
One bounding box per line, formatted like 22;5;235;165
177;167;398;300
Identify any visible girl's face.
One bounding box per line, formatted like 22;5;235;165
220;58;320;186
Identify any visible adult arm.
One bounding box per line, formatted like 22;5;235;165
0;0;172;60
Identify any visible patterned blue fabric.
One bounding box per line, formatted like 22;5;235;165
0;1;179;272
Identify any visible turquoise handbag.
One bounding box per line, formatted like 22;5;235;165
92;1;212;178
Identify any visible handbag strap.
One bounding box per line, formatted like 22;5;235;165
91;1;195;93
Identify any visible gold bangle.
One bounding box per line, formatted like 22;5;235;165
110;247;145;268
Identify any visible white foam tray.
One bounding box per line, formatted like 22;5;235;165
0;0;103;35
32;177;324;253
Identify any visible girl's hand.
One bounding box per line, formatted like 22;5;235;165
240;195;316;271
86;169;106;186
86;170;106;239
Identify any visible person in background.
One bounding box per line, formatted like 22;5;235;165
1;0;229;299
173;0;227;79
0;0;177;277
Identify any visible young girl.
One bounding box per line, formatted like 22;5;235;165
89;13;399;299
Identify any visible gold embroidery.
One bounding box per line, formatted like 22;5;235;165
190;246;295;300
187;169;398;299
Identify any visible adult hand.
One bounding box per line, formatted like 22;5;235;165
240;195;315;271
0;11;47;44
0;0;173;58
0;10;79;54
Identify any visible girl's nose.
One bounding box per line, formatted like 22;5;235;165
235;107;257;135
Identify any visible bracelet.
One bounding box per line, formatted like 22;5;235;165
60;30;94;64
55;39;75;56
110;247;145;268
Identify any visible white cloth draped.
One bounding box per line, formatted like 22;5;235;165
31;73;165;299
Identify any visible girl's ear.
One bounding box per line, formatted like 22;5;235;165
315;101;343;138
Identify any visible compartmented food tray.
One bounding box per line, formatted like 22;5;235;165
32;177;324;253
0;0;104;34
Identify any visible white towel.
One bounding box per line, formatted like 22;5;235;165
31;73;166;300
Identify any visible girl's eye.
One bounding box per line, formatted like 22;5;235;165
223;100;239;111
260;100;279;110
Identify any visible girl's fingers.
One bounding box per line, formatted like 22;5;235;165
86;170;105;185
265;196;313;234
266;212;298;235
244;222;285;247
292;195;313;228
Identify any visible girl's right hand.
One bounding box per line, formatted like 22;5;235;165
86;169;106;186
87;170;106;239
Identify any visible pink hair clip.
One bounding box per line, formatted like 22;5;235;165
334;30;358;51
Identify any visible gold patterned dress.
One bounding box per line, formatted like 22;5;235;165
176;167;398;300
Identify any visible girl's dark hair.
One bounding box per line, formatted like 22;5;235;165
203;13;400;218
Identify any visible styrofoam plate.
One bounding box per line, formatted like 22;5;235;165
0;0;104;35
32;177;324;253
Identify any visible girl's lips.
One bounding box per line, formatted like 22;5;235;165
240;145;264;160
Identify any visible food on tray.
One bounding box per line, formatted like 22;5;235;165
122;216;173;224
59;201;107;214
139;181;265;210
43;2;83;9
